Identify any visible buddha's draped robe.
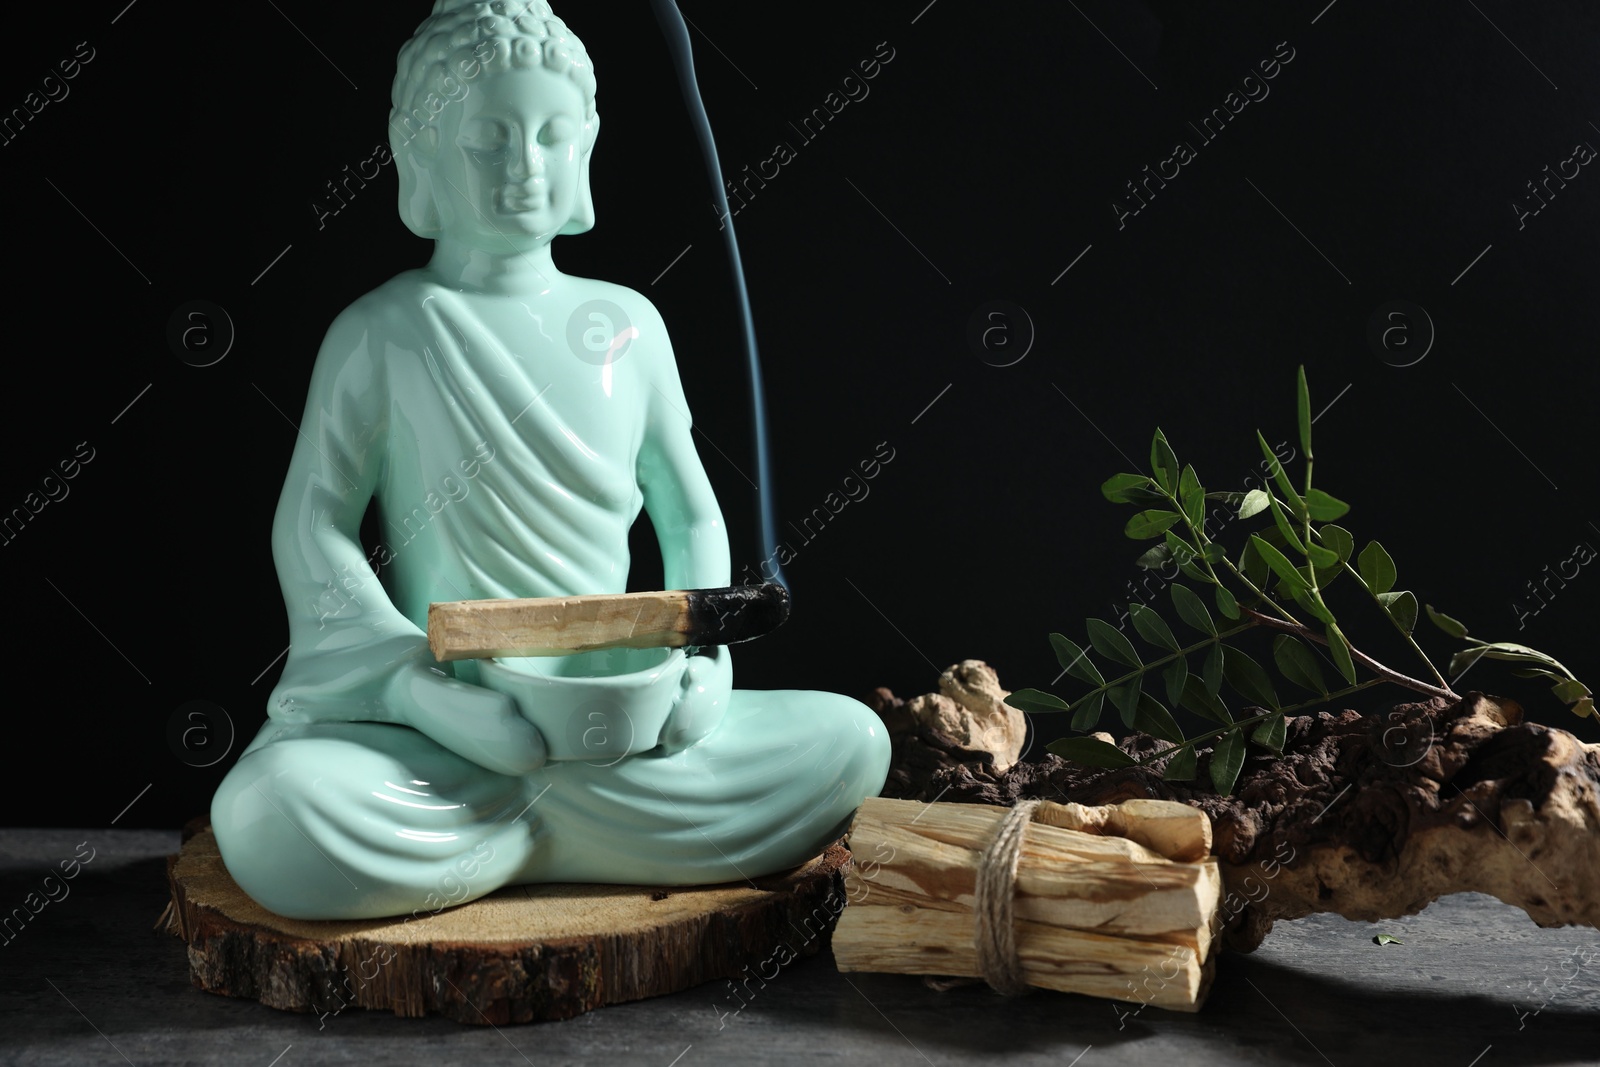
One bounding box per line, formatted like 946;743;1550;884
211;271;888;920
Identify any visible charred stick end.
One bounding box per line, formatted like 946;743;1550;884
684;582;791;647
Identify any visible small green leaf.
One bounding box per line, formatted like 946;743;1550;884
1474;641;1556;660
1151;429;1179;493
1223;645;1279;709
1050;633;1105;686
1087;618;1142;669
1126;510;1183;540
1070;690;1104;732
1102;473;1156;503
1238;489;1271;520
1377;590;1419;635
1268;492;1308;554
1047;736;1136;768
1318;524;1355;563
1304;488;1350;522
1179;464;1205;525
1208;729;1246;796
1272;634;1328;695
1215;584;1241;619
1448;646;1487;677
1164;656;1189;707
1111;683;1142;727
1164;529;1198;565
1252;713;1287;753
1167;531;1215;583
1129;603;1181;651
1258;431;1305;516
1176;555;1214;584
1296;365;1313;459
1250;534;1310;598
1203;643;1225;697
1305;542;1339;569
1373;934;1404;946
1163;745;1198;781
1171;584;1217;635
1574;696;1595;718
1551;677;1591;706
1426;605;1469;639
1180;676;1234;725
1133;691;1185;744
1239;537;1270;587
1005;687;1071;713
1357;541;1397;595
1326;622;1358;685
1136;543;1171;570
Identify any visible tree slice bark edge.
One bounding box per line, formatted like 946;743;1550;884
166;828;849;1025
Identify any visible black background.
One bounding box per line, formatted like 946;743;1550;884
4;0;1596;829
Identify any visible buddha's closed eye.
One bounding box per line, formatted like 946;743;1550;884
460;118;575;166
539;117;576;146
460;130;508;165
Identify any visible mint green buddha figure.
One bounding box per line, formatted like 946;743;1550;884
209;0;890;920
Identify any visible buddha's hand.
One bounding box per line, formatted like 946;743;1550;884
383;660;548;776
659;644;732;753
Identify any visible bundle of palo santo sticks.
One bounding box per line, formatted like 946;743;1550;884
833;796;1222;1011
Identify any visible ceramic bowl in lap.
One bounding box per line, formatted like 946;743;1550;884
476;645;689;762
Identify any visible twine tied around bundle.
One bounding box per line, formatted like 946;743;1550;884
924;798;1041;997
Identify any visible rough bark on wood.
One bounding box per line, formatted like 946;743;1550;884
870;667;1600;952
166;827;848;1025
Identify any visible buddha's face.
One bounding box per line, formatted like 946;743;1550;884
425;65;591;249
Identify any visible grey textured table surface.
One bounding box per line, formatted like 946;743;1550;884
2;829;1596;1067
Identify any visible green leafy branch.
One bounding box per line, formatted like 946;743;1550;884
1011;367;1592;796
1424;606;1593;719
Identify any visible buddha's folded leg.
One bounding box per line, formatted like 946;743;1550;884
213;690;890;913
211;721;541;920
515;689;890;885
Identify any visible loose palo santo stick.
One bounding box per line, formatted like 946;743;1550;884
1034;797;1213;863
428;583;790;661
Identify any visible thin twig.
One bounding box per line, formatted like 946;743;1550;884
1241;608;1459;701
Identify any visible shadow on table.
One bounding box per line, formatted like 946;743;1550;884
747;947;1596;1065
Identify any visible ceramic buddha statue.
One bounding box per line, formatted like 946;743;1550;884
210;0;890;921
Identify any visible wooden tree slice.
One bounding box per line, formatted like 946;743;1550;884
165;827;848;1025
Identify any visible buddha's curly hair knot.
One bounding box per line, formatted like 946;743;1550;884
390;0;597;133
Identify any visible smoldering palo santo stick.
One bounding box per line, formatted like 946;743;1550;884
428;582;790;660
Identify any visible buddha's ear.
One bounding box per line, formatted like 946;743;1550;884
390;117;443;238
559;112;600;236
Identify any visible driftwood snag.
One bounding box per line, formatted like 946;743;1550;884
872;660;1028;775
872;668;1600;952
166;827;848;1025
833;796;1222;1011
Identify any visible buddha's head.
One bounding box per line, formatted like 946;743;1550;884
390;0;599;249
